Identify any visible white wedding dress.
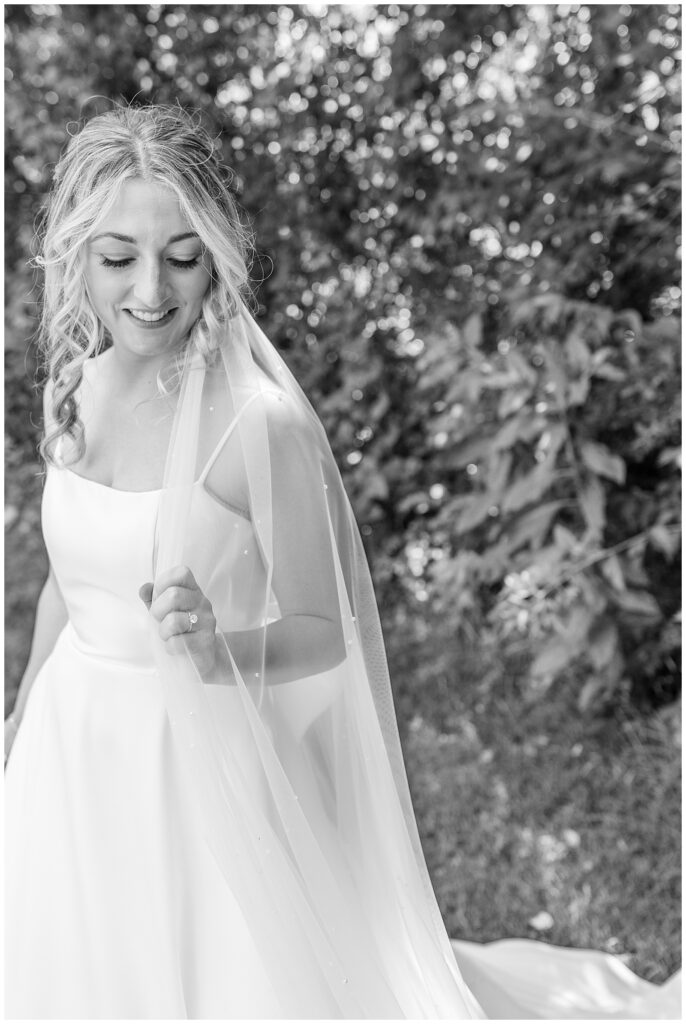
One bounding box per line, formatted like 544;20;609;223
4;460;681;1019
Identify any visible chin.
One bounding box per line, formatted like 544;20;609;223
110;322;193;359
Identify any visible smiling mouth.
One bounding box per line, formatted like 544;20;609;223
124;308;177;327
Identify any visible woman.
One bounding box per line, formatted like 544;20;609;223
5;105;680;1020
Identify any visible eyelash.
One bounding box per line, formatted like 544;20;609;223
99;257;201;270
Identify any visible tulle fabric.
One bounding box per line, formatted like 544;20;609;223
148;303;484;1018
450;938;683;1019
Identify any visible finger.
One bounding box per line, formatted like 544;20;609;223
149;584;199;624
139;582;154;607
152;564;197;597
159;610;209;642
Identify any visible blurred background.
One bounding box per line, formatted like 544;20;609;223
5;3;681;982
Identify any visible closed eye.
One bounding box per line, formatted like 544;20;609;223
99;256;201;270
100;256;133;269
168;257;201;269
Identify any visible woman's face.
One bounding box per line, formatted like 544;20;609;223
84;178;212;361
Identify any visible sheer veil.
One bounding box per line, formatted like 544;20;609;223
149;300;485;1018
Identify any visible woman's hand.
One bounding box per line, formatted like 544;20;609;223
139;565;218;677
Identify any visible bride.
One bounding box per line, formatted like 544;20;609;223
4;104;680;1019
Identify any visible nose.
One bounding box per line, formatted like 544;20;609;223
131;258;171;309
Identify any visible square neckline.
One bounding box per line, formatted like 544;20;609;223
53;392;262;514
61;467;163;495
56;465;251;523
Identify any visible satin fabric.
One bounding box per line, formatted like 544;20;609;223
4;470;283;1019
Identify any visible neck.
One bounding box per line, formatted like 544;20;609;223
105;344;184;398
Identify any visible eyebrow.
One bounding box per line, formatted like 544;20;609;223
90;232;199;245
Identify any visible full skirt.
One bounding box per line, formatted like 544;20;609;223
4;628;681;1019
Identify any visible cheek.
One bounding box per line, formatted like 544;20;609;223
84;269;122;314
185;270;212;308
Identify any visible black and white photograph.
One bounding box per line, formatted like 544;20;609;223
4;3;682;1018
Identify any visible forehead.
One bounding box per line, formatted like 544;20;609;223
92;178;192;239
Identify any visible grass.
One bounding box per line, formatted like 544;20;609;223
388;610;681;986
6;450;681;987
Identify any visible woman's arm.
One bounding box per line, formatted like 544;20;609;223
5;567;68;757
203;394;348;687
6;378;70;756
143;567;346;687
213;613;346;687
146;392;349;688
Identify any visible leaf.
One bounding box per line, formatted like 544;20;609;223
564;604;596;645
592;362;626;382
568;376;590;406
486;450;513;496
490;501;563;561
498;387;530;419
564;331;591;374
397;491;429;515
480;371;522;391
370;392;390;421
648;525;681;560
600;553;626;592
577;572;609;614
452;434;495;469
578;476;606;536
505;349;539;386
462;311;483;352
614;589;662;619
531;605;598;689
501;426;565;514
543;339;568;404
455;494;494;534
502;459;556;514
588;622;619;670
538;293;565;327
492;413;531;452
579;646;626;710
579;441;626;484
531;639;574;682
578;676;605;713
553;524;578;553
657;447;681;469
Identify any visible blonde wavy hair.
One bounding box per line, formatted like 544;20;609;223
37;103;254;465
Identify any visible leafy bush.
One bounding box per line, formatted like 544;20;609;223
410;297;681;711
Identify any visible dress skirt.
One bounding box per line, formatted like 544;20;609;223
4;624;283;1020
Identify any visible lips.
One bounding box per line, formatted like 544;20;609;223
124;307;177;328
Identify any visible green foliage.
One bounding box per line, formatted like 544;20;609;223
414;298;680;712
5;4;681;714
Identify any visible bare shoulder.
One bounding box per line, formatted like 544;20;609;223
241;387;321;470
201;379;318;510
43;350;105;404
42;351;107;460
247;381;312;436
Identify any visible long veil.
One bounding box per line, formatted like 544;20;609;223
149;301;485;1018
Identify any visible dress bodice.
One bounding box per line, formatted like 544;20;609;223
42;468;275;669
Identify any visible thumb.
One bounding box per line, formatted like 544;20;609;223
139;582;154;608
